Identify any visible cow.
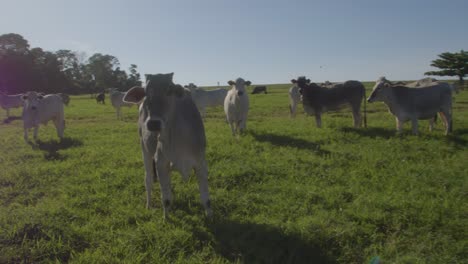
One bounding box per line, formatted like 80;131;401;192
367;78;453;135
109;88;132;120
185;84;228;117
21;91;65;141
378;76;458;131
252;86;267;94
288;83;302;118
122;73;212;218
96;93;105;104
0;93;23;117
57;93;70;106
292;77;367;128
224;78;251;136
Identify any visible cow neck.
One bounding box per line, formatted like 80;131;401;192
381;89;400;115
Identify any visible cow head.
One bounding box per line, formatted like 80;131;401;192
367;80;391;103
22;91;44;111
228;78;251;96
291;77;310;88
123;73;185;133
291;76;311;96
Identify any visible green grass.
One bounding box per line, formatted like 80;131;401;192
0;83;467;263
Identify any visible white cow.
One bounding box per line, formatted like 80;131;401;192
187;85;228;117
288;84;301;118
22;92;65;141
109;88;132;119
123;73;212;218
0;93;23;117
224;78;251;136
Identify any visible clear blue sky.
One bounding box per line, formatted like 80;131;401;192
1;0;467;86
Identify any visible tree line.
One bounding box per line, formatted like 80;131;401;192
0;33;142;95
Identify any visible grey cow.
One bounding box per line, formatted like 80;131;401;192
123;73;212;219
293;77;367;128
367;78;453;135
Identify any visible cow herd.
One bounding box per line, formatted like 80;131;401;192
0;73;459;218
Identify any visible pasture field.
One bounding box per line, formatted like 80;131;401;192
0;82;467;263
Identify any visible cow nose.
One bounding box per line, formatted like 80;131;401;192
237;91;244;96
147;120;162;132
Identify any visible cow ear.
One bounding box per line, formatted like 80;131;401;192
306;79;311;84
291;79;297;84
228;80;235;86
245;81;251;86
21;95;28;100
384;83;391;88
123;86;145;104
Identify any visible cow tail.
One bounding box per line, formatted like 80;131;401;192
152;158;158;181
363;88;367;128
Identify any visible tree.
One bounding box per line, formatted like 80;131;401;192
86;53;120;90
0;33;30;55
127;64;142;87
425;50;468;84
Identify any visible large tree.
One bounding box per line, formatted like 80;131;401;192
425;50;468;84
0;33;142;94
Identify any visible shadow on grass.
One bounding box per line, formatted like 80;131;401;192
342;127;468;147
340;127;395;138
204;220;337;264
2;116;22;124
30;137;83;161
249;131;330;156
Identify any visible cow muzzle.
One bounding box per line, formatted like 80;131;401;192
237;91;244;96
146;119;163;132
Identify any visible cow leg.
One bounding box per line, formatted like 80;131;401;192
429;117;435;132
315;113;322;128
439;111;452;135
239;119;247;133
53;117;64;139
6;108;10;118
396;118;404;134
33;126;39;140
352;108;361;128
194;160;212;217
155;151;172;219
229;121;236;136
116;108;121;120
23;128;29;142
411;118;419;135
142;147;156;209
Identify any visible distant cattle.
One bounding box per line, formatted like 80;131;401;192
185;84;228;117
109;88;132;119
0;93;23;117
123;73;212;218
57;93;70;106
288;84;301;118
224;78;251;136
252;86;267;94
22;92;65;141
367;78;453;135
96;93;105;104
292;77;367;128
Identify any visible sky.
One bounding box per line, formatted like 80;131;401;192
1;0;467;86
